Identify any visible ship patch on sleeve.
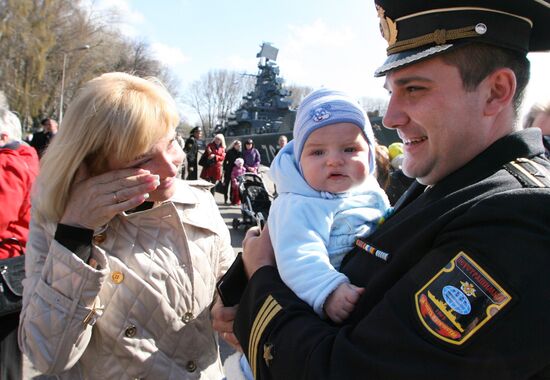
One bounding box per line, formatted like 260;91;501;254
415;252;512;345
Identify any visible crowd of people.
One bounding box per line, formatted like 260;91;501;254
1;1;549;379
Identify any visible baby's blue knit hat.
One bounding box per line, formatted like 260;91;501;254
293;88;376;174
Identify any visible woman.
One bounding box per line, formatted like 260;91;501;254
222;139;242;204
275;135;288;155
200;134;226;193
184;126;202;180
19;72;235;379
242;138;261;173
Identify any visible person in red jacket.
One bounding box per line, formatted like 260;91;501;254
200;134;226;193
0;109;39;259
0;101;39;380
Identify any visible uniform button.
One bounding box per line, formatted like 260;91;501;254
186;360;197;372
124;325;137;338
93;233;106;244
181;312;194;323
111;271;124;284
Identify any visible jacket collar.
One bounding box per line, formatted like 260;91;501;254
431;128;543;195
169;180;202;205
393;129;543;214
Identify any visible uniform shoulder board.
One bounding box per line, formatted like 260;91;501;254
503;158;550;188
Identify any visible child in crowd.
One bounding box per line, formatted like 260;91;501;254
231;157;246;205
268;88;391;323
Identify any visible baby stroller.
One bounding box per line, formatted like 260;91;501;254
232;173;271;230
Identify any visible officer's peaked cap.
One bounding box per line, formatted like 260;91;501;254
373;0;550;76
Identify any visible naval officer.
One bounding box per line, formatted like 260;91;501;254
213;1;550;378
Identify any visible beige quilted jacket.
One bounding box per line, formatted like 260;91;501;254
19;180;236;379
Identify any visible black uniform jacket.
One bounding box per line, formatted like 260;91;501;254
234;129;550;380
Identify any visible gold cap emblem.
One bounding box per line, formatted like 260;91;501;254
376;5;398;46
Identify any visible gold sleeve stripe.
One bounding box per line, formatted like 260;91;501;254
249;296;277;359
249;296;278;374
248;295;282;379
250;303;282;379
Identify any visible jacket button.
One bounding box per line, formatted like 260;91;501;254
111;271;124;284
124;325;137;338
186;360;197;372
181;312;194;324
93;233;106;244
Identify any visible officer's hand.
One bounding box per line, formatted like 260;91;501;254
211;298;242;352
60;164;160;230
242;225;276;279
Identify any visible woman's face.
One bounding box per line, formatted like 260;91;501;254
235;142;242;151
109;130;184;202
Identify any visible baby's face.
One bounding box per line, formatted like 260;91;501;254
300;123;370;193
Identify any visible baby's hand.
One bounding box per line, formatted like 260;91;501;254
324;283;365;323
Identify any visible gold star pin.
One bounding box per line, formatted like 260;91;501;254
263;343;274;367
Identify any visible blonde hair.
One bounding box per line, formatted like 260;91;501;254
213;133;226;149
33;72;179;222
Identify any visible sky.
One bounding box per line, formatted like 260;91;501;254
90;0;549;124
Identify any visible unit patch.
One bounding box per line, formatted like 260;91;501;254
415;252;512;345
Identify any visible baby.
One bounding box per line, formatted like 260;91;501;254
268;88;390;322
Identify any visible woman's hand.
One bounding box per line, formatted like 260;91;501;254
60;164;160;230
211;298;242;352
242;226;276;279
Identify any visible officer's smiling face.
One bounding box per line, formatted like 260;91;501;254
382;56;488;185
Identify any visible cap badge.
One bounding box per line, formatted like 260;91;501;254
376;5;398;46
311;106;331;122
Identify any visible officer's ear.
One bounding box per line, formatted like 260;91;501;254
482;67;516;117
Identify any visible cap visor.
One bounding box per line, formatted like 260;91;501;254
374;44;454;77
